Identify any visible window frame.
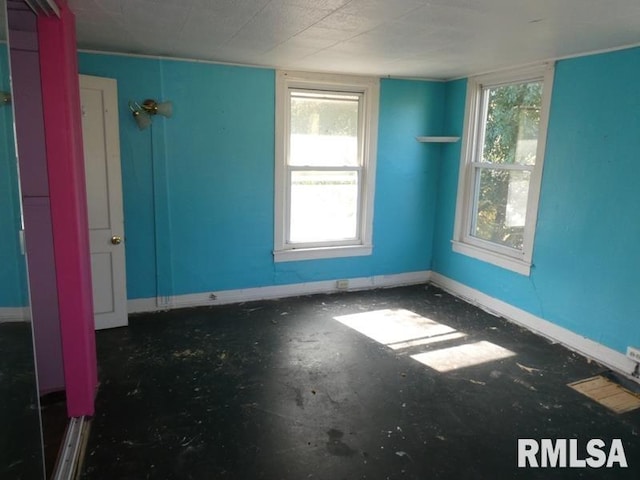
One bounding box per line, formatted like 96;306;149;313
274;71;379;263
452;64;555;276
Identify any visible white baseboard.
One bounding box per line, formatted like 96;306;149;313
126;270;637;382
128;270;432;314
0;307;30;323
429;272;638;379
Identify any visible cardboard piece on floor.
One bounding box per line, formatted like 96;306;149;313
568;375;640;414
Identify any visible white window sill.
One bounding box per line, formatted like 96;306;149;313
274;244;372;263
451;240;531;276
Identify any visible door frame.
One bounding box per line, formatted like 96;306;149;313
79;74;128;330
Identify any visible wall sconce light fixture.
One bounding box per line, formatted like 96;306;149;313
128;99;173;130
1;91;11;106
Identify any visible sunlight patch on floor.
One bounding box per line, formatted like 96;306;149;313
386;331;467;350
411;341;516;372
334;309;516;372
334;308;460;346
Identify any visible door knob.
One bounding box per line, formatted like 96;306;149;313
111;235;122;245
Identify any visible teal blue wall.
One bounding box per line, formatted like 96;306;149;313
0;43;28;308
71;47;640;355
77;53;443;300
433;47;640;353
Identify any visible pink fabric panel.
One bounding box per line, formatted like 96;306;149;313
7;25;49;197
37;3;97;417
8;7;65;394
22;197;65;394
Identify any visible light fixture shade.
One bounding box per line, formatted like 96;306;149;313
155;101;173;118
128;98;173;129
133;111;152;130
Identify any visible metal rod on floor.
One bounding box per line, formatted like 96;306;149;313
51;416;89;480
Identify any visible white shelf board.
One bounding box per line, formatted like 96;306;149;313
416;136;460;143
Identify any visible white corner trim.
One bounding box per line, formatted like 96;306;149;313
429;272;638;381
0;307;31;323
127;271;431;314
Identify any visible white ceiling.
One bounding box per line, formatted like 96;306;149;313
67;0;640;80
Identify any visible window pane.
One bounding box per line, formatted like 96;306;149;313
481;81;542;166
472;168;531;250
289;170;358;243
289;92;359;167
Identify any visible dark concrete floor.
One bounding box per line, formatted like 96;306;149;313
81;284;640;479
0;322;45;480
40;391;69;477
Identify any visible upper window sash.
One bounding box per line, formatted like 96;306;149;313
286;88;365;169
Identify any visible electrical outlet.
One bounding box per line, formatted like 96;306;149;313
627;346;640;363
336;279;349;290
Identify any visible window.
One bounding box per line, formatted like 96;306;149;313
453;64;554;275
274;71;379;262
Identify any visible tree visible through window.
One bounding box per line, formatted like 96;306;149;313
453;64;554;275
472;81;542;249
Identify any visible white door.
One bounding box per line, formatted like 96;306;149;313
80;74;127;330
